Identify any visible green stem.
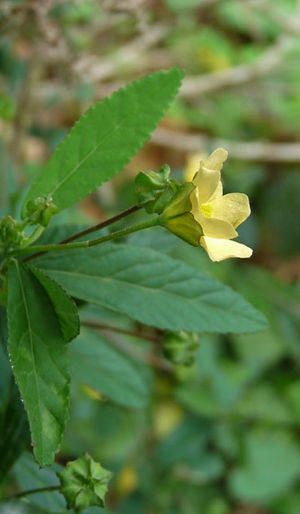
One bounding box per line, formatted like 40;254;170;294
3;485;60;500
14;217;159;259
59;202;148;245
24;224;45;246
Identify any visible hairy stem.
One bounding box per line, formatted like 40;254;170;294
17;217;160;261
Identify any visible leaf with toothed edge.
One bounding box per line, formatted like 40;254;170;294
22;68;184;215
7;260;70;466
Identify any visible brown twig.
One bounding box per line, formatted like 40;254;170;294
82;320;172;372
59;204;143;244
151;127;300;163
82;320;159;344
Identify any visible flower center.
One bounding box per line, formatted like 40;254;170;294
200;203;213;218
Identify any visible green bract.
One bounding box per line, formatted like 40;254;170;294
57;453;113;512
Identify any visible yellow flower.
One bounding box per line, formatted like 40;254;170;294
183;151;207;182
190;148;252;262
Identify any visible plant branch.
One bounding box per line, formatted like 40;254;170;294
19;217;159;261
82;320;172;372
82;320;161;344
59;203;145;244
3;485;60;500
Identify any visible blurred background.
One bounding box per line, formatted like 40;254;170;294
1;1;300;513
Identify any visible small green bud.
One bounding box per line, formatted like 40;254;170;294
57;453;113;513
25;196;59;226
162;331;199;367
0;216;24;247
150;182;180;214
135;164;171;204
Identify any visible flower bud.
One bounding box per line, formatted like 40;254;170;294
25;196;59;226
57;453;113;512
0;216;24;247
135;164;171;203
162;331;199;367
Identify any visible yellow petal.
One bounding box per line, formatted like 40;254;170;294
207;180;223;202
206;193;250;228
200;236;253;262
192;205;237;239
183;152;207;182
192;148;228;203
204;147;228;172
193;167;221;204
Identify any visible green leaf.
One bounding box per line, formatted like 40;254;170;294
35;244;267;334
233;384;293;425
71;328;151;408
0;347;30;482
0;500;48;514
29;265;79;342
229;430;300;502
0;382;30;482
13;452;65;512
22;68;184;214
7;260;70;466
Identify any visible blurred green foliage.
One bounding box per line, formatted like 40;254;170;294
0;0;300;513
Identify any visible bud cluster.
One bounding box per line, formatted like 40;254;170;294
162;331;199;368
135;164;180;215
24;195;59;227
0;216;26;252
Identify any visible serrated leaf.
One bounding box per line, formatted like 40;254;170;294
29;265;79;342
34;244;267;334
7;260;70;466
22;68;184;214
71;328;151;408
